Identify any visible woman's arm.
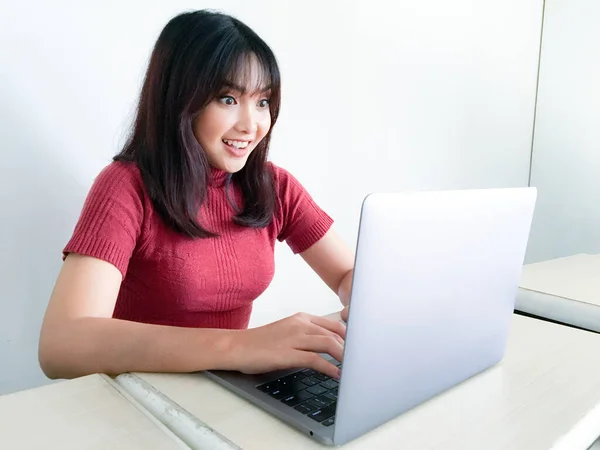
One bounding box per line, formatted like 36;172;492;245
300;228;355;310
38;254;237;379
39;254;344;380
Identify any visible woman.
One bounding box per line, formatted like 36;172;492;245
38;10;353;381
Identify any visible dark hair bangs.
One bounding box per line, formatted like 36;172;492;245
191;29;281;122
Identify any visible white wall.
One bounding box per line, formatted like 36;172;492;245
525;0;600;263
0;0;543;394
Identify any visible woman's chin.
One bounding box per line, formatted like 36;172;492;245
219;157;249;174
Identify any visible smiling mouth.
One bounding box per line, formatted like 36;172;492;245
222;139;250;149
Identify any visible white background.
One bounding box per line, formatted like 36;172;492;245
1;0;544;393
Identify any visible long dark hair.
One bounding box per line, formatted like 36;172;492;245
115;10;281;238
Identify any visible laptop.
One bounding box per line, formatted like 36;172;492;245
205;187;537;446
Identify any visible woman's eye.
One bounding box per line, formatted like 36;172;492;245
258;99;270;108
219;96;236;105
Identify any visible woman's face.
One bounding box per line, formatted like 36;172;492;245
193;56;272;173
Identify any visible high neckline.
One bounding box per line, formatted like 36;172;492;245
208;167;230;188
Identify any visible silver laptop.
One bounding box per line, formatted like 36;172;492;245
205;187;537;446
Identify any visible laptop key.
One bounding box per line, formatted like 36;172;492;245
308;404;336;422
320;379;339;390
300;369;317;377
309;396;332;408
281;379;309;393
279;373;307;388
257;380;281;393
306;398;325;408
294;403;318;414
300;376;320;387
322;417;335;427
281;389;314;406
269;387;294;400
323;391;337;402
313;373;330;381
289;372;307;381
307;385;328;396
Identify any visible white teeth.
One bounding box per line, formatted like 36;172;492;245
223;139;249;149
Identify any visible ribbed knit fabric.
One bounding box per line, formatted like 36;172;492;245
63;161;333;330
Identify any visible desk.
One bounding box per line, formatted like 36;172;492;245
116;315;600;449
0;374;185;449
517;253;600;332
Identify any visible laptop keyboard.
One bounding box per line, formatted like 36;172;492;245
256;364;342;427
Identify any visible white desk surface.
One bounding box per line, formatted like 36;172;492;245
0;374;185;450
122;315;600;450
520;253;600;306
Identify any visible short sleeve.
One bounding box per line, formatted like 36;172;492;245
63;162;145;278
271;163;334;254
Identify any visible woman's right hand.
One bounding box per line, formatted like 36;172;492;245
227;312;345;379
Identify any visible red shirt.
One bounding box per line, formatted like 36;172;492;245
63;161;333;329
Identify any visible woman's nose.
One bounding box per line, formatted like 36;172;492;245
235;104;258;135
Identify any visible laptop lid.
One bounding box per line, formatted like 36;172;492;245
333;187;537;445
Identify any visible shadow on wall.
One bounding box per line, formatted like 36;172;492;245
0;89;89;394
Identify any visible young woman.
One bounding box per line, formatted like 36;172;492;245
38;10;354;381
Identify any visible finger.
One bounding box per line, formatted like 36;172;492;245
297;352;341;380
308;315;347;340
341;306;349;323
298;335;344;364
305;323;344;346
